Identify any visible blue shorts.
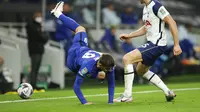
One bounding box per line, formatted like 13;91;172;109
67;32;90;72
137;41;167;66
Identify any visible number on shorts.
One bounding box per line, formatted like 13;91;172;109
141;43;150;48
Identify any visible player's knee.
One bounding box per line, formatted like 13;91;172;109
75;26;86;33
123;49;142;65
123;53;139;65
123;54;132;65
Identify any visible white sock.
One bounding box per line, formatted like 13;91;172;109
143;70;170;95
54;11;62;18
124;64;134;97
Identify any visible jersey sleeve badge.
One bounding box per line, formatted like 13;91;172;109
79;67;88;76
160;8;166;15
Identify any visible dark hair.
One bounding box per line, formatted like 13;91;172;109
99;54;115;68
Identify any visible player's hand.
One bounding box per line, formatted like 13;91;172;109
119;34;130;41
97;71;106;80
173;45;182;56
84;102;93;105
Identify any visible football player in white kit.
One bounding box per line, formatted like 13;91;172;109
114;0;182;102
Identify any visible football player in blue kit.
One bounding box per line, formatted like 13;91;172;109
51;1;115;105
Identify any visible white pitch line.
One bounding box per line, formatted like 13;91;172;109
0;87;200;104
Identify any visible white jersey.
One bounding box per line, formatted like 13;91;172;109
142;0;170;46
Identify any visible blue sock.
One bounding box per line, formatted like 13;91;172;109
59;14;80;32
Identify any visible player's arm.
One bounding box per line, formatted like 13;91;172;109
120;25;147;41
163;15;182;55
127;25;147;38
74;64;93;105
107;70;115;104
163;16;178;45
157;5;182;56
73;75;88;104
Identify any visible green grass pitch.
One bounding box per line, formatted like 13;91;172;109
0;82;200;112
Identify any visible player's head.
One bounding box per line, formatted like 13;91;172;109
97;54;115;72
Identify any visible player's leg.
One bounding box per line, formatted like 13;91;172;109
123;49;142;96
51;1;86;34
51;1;89;71
114;49;142;102
137;62;170;95
137;62;176;101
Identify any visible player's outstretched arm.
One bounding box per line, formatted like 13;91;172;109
73;75;88;104
107;71;115;104
163;15;182;56
120;25;147;41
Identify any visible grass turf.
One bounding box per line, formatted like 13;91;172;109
0;82;200;112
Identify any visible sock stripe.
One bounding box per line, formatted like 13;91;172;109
79;32;83;46
124;72;134;75
148;74;155;81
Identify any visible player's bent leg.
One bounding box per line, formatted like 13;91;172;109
51;2;87;46
75;26;86;34
51;1;80;32
138;64;176;102
123;49;142;96
114;49;142;103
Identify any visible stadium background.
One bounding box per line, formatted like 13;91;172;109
0;0;200;112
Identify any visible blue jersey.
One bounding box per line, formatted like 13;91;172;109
66;32;115;104
67;44;102;78
77;50;102;78
58;14;115;104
